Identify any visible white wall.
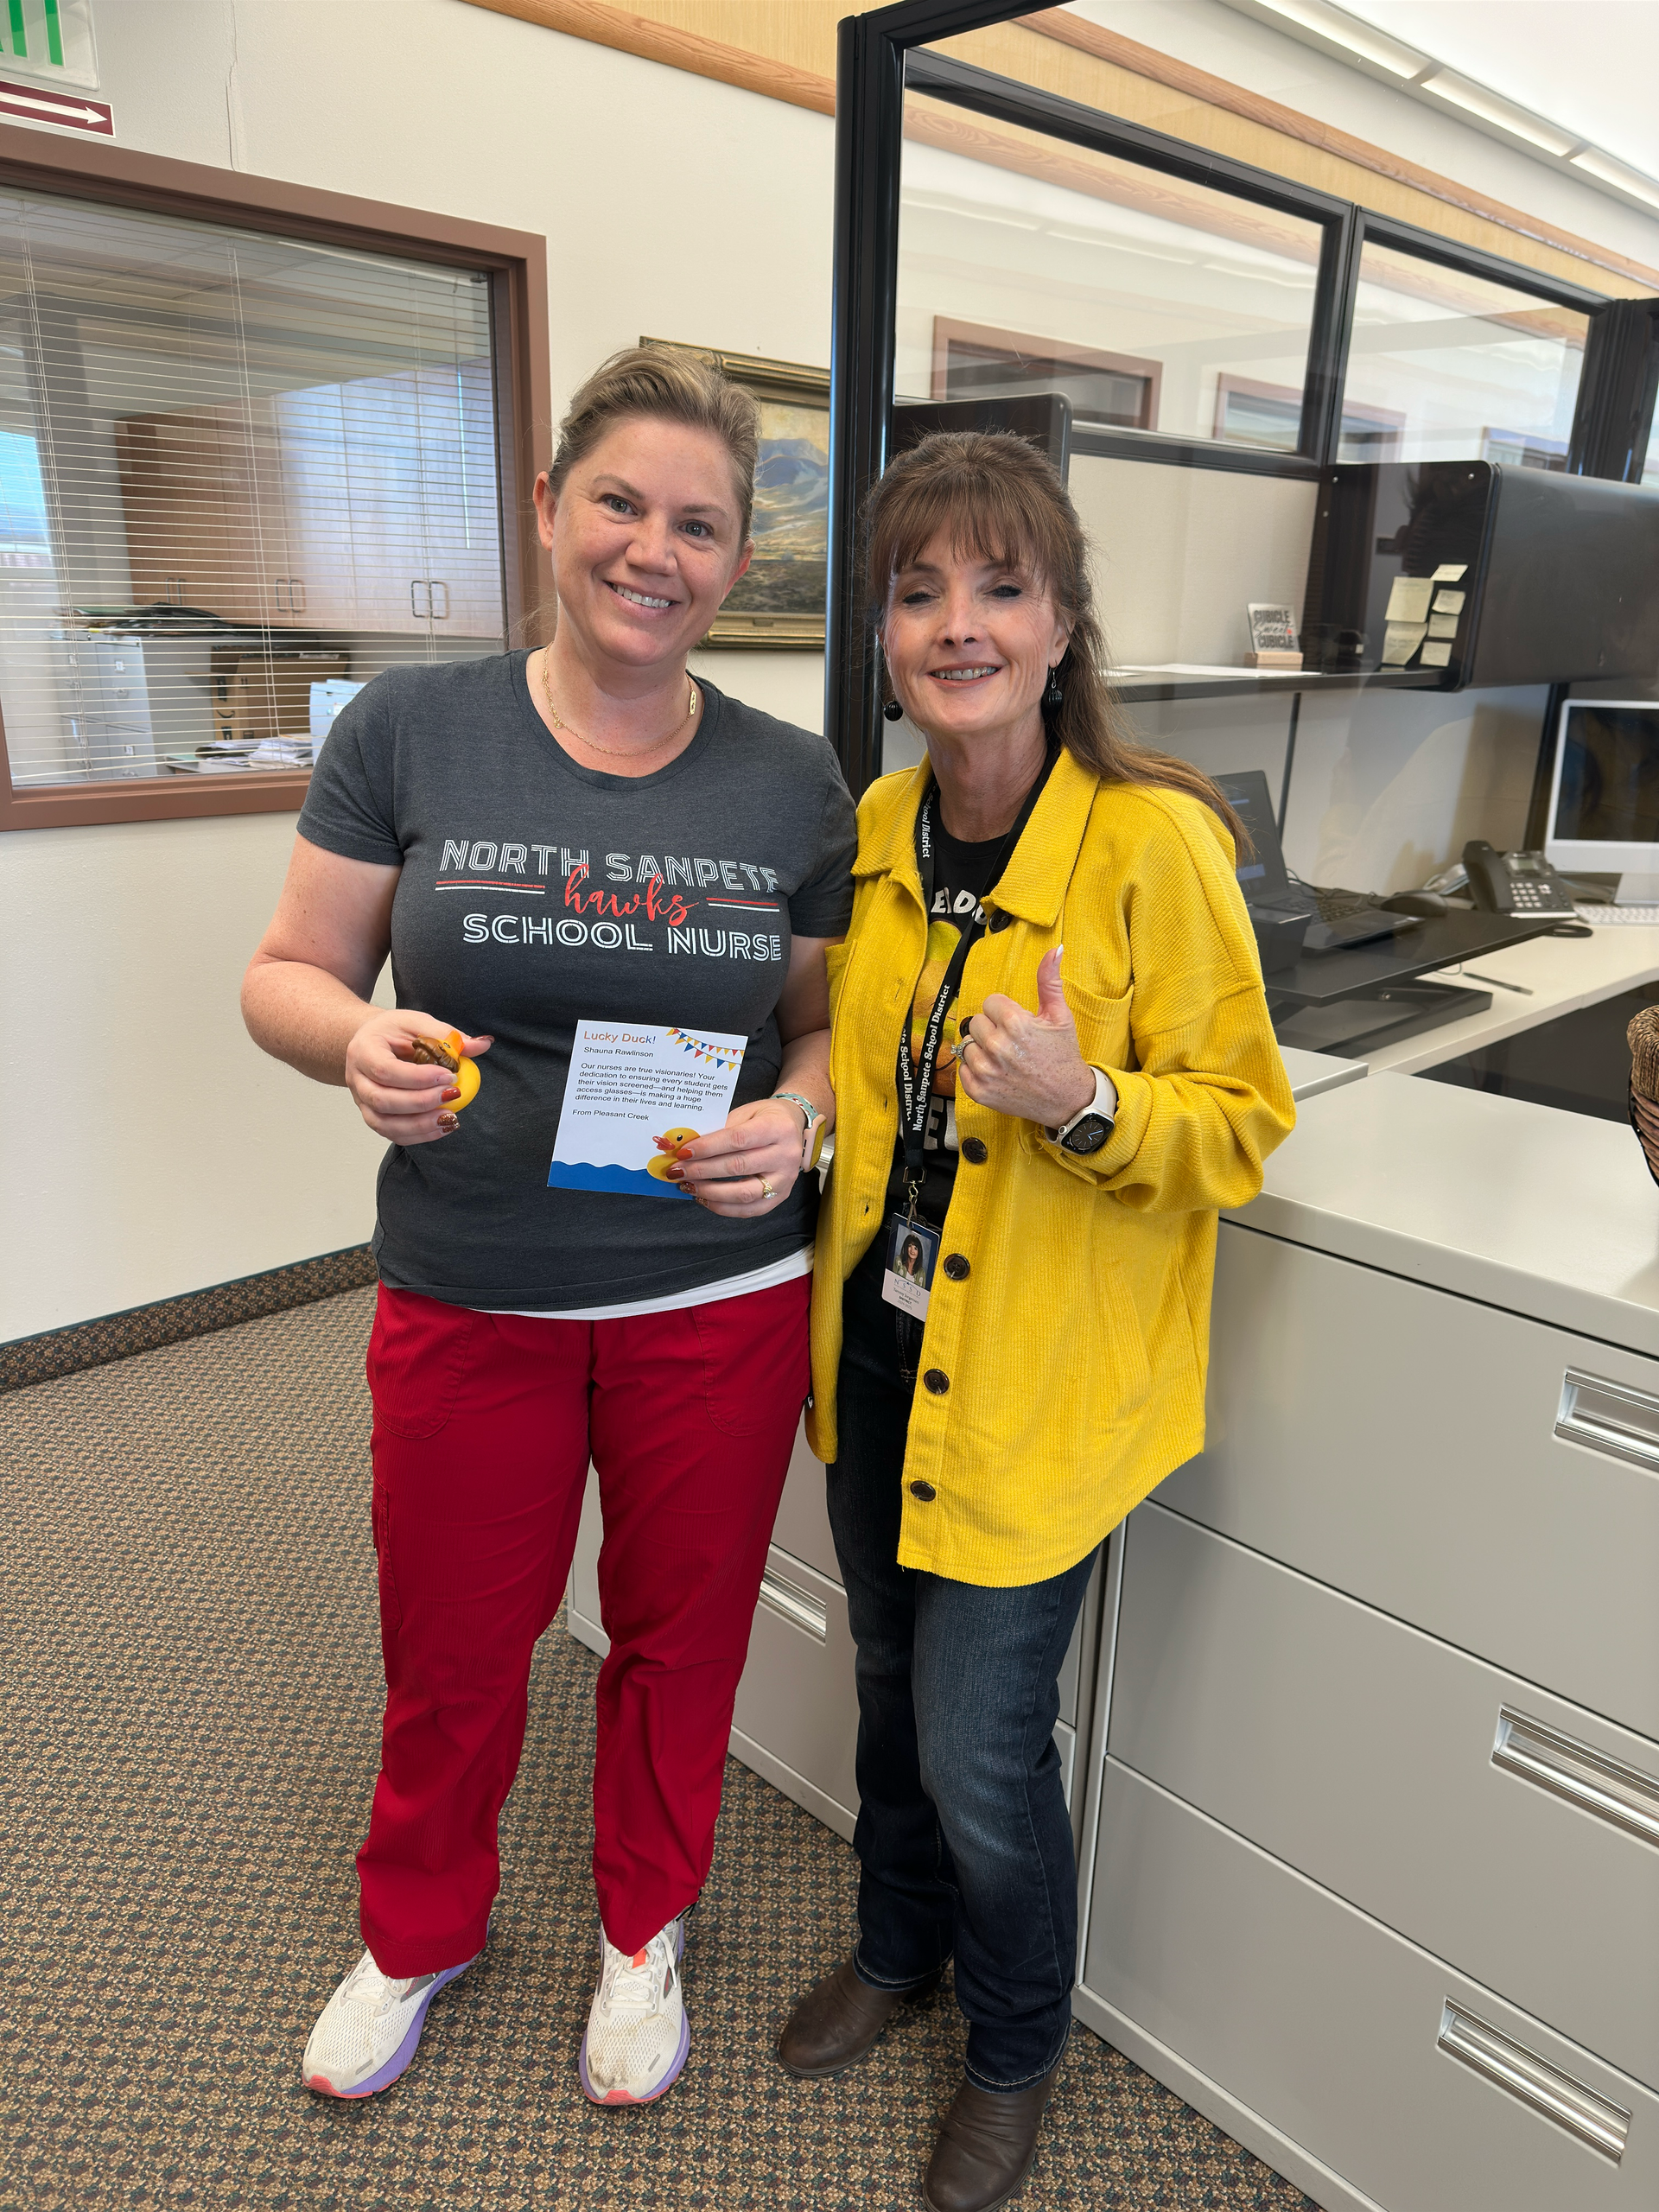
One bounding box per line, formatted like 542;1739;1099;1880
5;0;1653;1335
1112;683;1541;893
0;0;836;1340
1071;456;1319;668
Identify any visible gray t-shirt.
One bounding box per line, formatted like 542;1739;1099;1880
298;652;856;1310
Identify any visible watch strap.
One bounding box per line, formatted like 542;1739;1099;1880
772;1090;826;1173
1046;1066;1116;1145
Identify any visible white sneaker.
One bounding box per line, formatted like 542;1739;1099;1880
578;1917;688;2105
302;1947;477;2098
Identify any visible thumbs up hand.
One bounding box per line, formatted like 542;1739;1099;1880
957;944;1098;1128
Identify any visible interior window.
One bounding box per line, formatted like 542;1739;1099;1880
1338;239;1590;469
896;92;1327;448
0;187;505;791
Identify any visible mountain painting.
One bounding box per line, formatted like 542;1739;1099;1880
719;398;829;625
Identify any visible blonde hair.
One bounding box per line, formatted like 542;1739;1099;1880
866;430;1246;849
548;345;760;538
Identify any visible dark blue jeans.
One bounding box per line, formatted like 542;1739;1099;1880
825;1242;1096;2092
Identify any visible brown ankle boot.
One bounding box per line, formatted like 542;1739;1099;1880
777;1956;941;2079
922;2064;1060;2212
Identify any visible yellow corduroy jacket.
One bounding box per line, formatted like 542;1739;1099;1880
806;747;1297;1586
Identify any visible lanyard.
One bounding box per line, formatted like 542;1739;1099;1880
896;745;1058;1210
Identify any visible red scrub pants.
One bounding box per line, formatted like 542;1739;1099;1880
355;1276;810;1977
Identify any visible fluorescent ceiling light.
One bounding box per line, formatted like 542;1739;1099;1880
1210;0;1659;221
1246;0;1420;77
1418;72;1580;159
1570;147;1659;213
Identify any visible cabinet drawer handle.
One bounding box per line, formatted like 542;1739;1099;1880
757;1565;827;1643
1555;1367;1659;1471
1436;2001;1630;2162
1492;1706;1659;1849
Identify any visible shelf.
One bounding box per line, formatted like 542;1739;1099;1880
1107;666;1448;704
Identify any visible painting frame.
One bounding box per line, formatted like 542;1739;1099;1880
641;337;829;649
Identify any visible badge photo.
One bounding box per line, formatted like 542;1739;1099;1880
881;1213;941;1321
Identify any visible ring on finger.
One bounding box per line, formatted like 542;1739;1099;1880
759;1176;776;1200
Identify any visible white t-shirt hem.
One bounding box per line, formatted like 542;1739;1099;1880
478;1243;813;1324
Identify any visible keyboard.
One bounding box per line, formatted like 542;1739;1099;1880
1575;903;1659;925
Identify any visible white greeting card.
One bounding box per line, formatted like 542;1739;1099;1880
547;1020;746;1200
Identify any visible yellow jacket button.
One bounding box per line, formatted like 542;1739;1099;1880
943;1253;969;1281
923;1369;950;1395
961;1137;988;1164
909;1480;938;1501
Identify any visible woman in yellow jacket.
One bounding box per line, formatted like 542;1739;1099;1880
778;432;1295;2212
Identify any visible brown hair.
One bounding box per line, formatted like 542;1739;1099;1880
865;430;1246;849
548;344;760;539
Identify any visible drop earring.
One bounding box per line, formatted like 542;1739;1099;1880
882;698;905;721
1044;664;1065;710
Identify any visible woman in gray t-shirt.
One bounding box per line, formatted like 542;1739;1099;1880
243;346;854;2109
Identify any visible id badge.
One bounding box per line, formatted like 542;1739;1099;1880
880;1212;941;1321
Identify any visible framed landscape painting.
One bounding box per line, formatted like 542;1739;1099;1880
643;338;829;648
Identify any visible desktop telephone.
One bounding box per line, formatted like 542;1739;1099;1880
1461;841;1579;919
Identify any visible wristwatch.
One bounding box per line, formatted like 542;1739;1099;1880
772;1090;828;1172
1046;1066;1116;1156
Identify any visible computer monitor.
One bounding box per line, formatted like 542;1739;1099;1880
1211;770;1287;903
1545;699;1659;903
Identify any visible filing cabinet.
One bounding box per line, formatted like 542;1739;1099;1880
1076;1083;1659;2212
1087;1759;1657;2212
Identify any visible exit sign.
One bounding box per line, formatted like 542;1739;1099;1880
0;0;98;92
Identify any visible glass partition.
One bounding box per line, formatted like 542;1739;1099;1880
897;92;1328;450
1338;239;1590;469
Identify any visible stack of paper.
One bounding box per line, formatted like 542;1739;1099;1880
1382;566;1468;667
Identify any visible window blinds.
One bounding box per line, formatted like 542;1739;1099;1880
0;185;505;790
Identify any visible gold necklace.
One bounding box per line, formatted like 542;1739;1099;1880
540;649;697;760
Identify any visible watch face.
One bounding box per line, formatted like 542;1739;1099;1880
1061;1114;1111;1155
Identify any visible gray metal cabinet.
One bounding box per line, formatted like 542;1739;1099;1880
1109;1500;1659;2088
1157;1223;1659;1740
1085;1760;1656;2212
1077;1097;1659;2212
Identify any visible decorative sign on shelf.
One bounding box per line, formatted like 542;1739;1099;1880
1245;602;1302;671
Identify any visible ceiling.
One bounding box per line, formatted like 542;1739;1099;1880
1335;0;1659;181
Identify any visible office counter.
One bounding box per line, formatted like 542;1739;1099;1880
1369;919;1659;1076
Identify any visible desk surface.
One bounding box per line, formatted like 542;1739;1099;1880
1362;921;1659;1073
1265;909;1554;1006
1234;1068;1659;1353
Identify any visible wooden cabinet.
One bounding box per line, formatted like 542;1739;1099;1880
270;385;356;632
115;364;504;640
115;408;264;623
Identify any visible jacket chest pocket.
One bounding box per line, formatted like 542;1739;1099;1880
1061;974;1135;1073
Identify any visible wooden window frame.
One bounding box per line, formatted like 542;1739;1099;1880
0;123;550;832
930;315;1161;429
1214;372;1405;459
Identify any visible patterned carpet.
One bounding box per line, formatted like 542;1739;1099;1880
1;1289;1317;2210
